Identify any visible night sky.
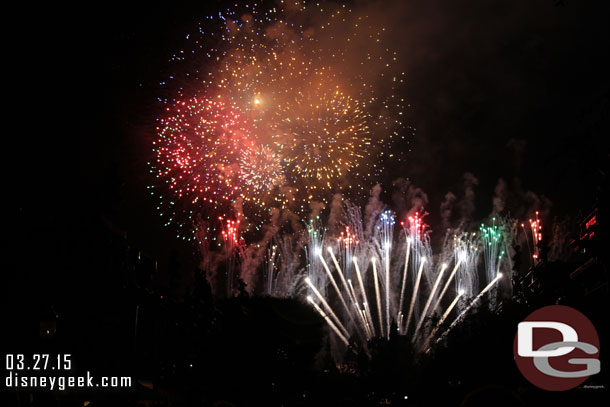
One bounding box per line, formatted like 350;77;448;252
12;0;610;280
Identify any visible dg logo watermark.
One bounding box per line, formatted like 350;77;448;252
513;305;601;391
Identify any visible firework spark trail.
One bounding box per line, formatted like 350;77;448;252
265;196;515;354
450;231;479;301
327;248;368;342
266;244;279;295
347;278;371;340
480;217;509;308
396;212;429;330
371;210;395;337
435;273;503;344
354;257;376;337
225;141;548;356
412;262;448;341
319;252;352;321
371;257;384;337
320;250;367;344
521;210;542;267
308;296;349;346
397;236;411;330
328;248;355;307
384;214;394;336
306;219;326;296
305;278;349;339
403;257;426;335
530;211;543;262
264;234;304;297
480;219;501;283
430;258;463;316
404;212;431;319
280;234;305;296
337;225;359;283
363;301;375;338
424;291;464;350
520;221;533;269
219;215;244;296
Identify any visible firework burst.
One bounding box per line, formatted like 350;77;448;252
150;1;409;243
271;86;372;187
240;145;284;195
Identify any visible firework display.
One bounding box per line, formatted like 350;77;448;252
305;209;511;352
16;0;606;405
521;210;543;267
150;1;408;243
256;201;517;354
145;0;560;362
219;215;245;296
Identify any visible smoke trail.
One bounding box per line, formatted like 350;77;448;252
408;188;429;217
492;178;507;215
524;191;552;221
458;172;479;224
548;216;574;262
365;184;384;237
308;201;326;222
195;218;221;297
327;193;345;233
440;191;457;231
266;234;306;297
240;208;281;293
391;177;429;219
392;178;412;218
506;138;527;173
